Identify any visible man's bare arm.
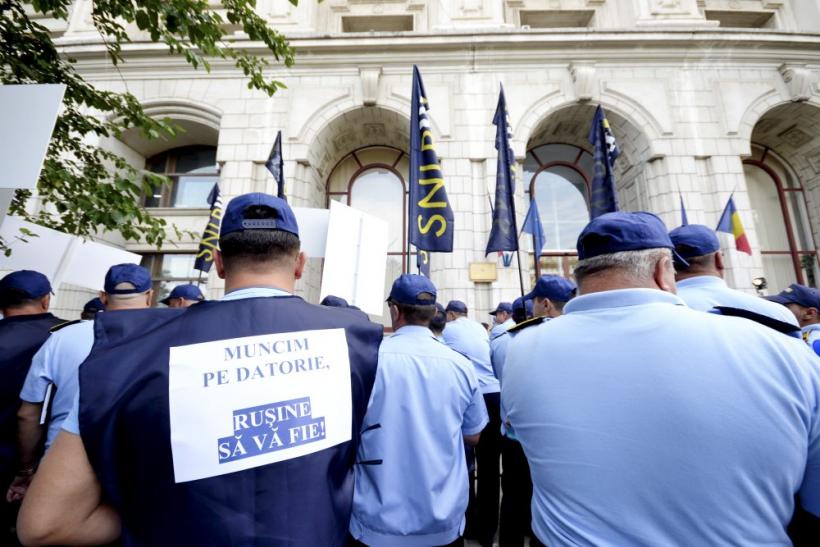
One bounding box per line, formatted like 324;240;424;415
6;402;45;502
463;433;481;446
17;431;120;546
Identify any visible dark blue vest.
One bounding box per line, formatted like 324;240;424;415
78;297;382;547
0;312;63;486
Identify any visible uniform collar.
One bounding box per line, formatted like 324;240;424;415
220;286;291;301
803;324;820;333
392;325;436;339
565;288;685;314
676;275;726;289
0;312;55;323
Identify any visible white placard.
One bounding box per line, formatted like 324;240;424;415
168;328;352;483
61;239;141;290
0;216;73;280
292;207;330;258
320;201;388;316
0;84;66;190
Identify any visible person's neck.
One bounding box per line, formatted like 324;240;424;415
2;306;46;318
578;274;660;296
224;271;295;294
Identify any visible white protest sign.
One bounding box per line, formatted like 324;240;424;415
168;328;352;483
0;84;66;190
292;207;329;258
61;239;141;290
320;201;388;316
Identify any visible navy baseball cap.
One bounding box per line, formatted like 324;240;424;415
388;274;437;306
220;193;299;238
0;270;52;298
577;211;688;266
525;275;577;302
445;300;468;314
512;297;533;316
161;284;204;305
104;264;152;295
489;302;513;316
767;284;820;310
320;295;349;308
82;298;105;314
669;224;720;261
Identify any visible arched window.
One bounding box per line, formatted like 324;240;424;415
327;146;409;319
145;145;219;208
744;145;819;289
524;143;593;277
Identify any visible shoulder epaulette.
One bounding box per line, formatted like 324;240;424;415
507;316;546;334
49;319;82;333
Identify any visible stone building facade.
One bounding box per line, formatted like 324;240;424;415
32;0;820;322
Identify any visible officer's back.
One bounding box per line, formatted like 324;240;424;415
18;193;382;547
504;212;820;546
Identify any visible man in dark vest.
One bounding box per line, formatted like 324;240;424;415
18;192;383;547
0;270;64;543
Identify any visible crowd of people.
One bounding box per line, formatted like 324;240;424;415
0;191;818;546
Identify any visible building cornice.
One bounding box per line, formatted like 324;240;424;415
59;28;820;77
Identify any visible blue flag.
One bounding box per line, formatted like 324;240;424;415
409;65;454;255
265;130;285;200
193;183;223;273
417;249;430;277
680;193;689;226
485;85;519;256
521;198;546;257
587;105;620;219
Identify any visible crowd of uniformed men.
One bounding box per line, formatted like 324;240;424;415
0;191;818;546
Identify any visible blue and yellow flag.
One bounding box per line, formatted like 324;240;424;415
486;85;518;256
588;105;620;219
266;130;285;200
193;183;223;273
409;65;454;257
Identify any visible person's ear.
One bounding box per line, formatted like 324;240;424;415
654;254;677;294
214;250;226;280
39;294;50;312
807;307;819;322
145;290;154;307
294;251;307;280
99;291;109;308
714;251;725;276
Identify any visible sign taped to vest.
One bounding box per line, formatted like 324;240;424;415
168;328;352;483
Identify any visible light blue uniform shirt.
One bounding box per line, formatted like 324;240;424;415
21;321;93;447
62;287;292;435
503;288;820;546
676;275;799;327
350;325;489;546
443;317;499;394
490;318;514;380
489;318;514;340
803;324;820;356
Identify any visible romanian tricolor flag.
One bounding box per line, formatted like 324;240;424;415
716;195;752;255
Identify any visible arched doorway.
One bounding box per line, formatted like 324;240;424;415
745;102;820;289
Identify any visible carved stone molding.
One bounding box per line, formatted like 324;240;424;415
359;66;382;106
569;62;596;102
779;64;813;103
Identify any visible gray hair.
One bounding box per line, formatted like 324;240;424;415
574;248;672;285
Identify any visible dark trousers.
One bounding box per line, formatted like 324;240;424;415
499;436;533;547
467;392;502;547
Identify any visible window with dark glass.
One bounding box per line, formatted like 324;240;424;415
145;146;218;208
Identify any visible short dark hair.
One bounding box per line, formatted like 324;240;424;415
219;206;300;273
0;289;40;310
391;292;436;325
429;306;447;333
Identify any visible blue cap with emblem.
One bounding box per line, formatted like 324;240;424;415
766;283;820;310
577;211;689;267
445;300;468;314
161;284;204;305
220;192;299;238
387;274;437;306
104;264;152;295
0;270;52;299
669;224;720;264
489;302;513;316
525;275;577;302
